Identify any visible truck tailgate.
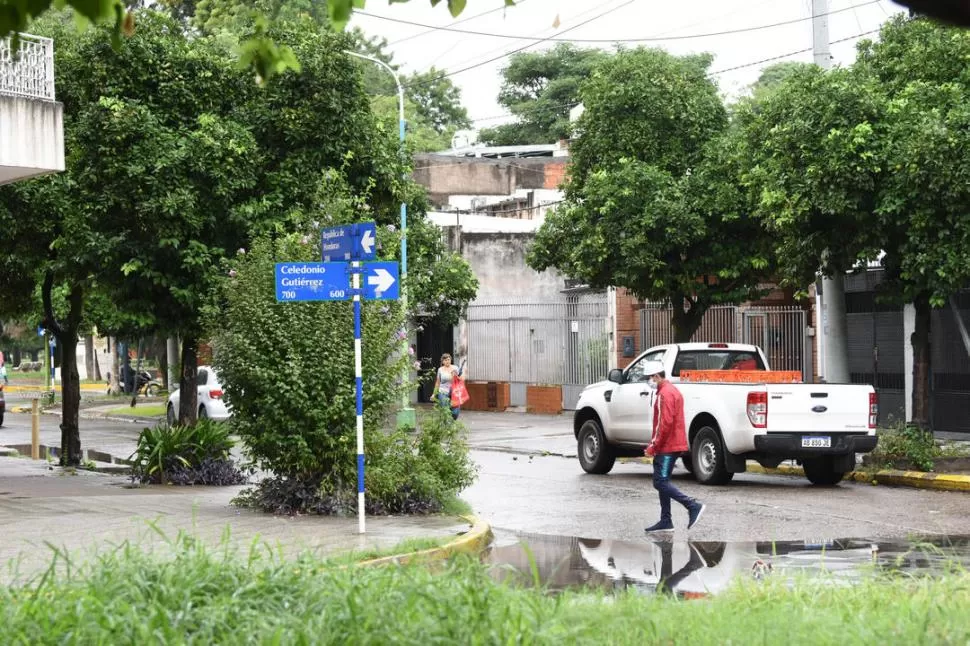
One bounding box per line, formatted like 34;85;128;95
765;384;874;433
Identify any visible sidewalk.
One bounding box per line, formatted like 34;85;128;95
0;458;473;582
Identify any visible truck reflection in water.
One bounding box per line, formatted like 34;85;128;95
485;532;970;598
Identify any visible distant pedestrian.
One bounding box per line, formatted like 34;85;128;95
643;360;706;533
432;353;464;420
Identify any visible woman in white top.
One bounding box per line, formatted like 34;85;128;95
432;353;463;419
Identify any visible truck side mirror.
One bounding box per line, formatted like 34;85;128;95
608;369;624;384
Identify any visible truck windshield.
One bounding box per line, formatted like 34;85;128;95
671;350;766;376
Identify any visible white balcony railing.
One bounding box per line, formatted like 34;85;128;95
0;34;54;101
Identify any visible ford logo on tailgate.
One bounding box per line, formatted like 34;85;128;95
812;405;828;413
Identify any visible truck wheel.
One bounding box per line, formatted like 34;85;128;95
692;426;734;485
578;419;616;475
803;457;845;486
682;455;695;476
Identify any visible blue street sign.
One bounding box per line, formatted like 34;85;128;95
361;261;400;301
321;222;377;262
275;262;350;302
276;261;400;302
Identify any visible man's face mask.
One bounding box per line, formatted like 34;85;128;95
647;377;659;390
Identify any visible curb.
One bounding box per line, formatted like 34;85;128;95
746;463;970;493
617;456;970;494
358;514;493;568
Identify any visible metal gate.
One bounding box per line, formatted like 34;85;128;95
639;304;810;381
465;296;610;409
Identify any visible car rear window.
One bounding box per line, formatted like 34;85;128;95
672;351;766;376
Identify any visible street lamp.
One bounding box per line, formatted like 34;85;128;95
345;50;415;429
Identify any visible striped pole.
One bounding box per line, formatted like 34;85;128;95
352;260;365;534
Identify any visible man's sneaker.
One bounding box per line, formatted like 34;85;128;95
644;519;674;533
687;503;706;530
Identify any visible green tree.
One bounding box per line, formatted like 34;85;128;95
737;65;885;289
530;48;774;341
858;16;970;428
479;43;608;146
0;11;264;460
749;61;813;100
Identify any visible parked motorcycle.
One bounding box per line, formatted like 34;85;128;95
134;370;163;397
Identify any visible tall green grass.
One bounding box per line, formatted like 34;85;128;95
2;534;969;645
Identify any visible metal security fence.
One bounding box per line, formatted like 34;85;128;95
0;35;54;101
639;304;810;380
931;293;970;433
465;297;610;408
845;270;906;426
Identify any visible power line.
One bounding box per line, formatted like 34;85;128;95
405;0;638;88
706;28;880;75
468;28;881;124
358;0;880;44
386;1;526;46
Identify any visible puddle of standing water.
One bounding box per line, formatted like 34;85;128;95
484;531;970;598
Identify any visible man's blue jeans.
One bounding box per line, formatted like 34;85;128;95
653;454;696;523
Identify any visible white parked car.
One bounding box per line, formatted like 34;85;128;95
167;366;230;425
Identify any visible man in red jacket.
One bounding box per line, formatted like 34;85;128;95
643;360;706;533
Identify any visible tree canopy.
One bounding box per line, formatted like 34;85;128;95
529;48;775;341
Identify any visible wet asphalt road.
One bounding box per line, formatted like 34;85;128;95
459;411;970;543
2;407;968;543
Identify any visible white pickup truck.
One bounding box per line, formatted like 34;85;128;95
574;343;878;486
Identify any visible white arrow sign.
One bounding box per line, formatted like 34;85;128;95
360;227;375;255
367;268;396;294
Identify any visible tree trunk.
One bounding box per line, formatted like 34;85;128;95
43;275;84;467
158;343;168;393
109;337;121;395
670;296;707;343
178;333;199;426
84;334;95;382
13;348;21;366
911;293;932;430
93;344;102;382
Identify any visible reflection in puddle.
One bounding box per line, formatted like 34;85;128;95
485;533;970;598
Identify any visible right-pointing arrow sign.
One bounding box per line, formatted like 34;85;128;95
362;261;400;301
367;268;395;293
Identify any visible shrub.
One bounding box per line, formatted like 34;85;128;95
129;419;247;485
209;195;476;515
871;423;938;471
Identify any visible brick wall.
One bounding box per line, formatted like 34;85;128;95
614;288;642;369
526;385;562;414
542;161;568;190
464;381;511;411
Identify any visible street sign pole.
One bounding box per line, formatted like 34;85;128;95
352;260;365;534
276;222;400;536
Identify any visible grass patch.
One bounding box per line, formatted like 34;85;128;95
441;496;474;517
322;535;454;566
2;535;970;644
107;405;167;417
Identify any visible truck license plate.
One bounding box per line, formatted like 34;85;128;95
802;436;831;448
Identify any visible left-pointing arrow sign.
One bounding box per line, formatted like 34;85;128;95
360;227;375;256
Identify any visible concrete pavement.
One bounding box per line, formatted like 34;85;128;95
0;458;473;582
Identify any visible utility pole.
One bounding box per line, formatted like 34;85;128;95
813;0;850;383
